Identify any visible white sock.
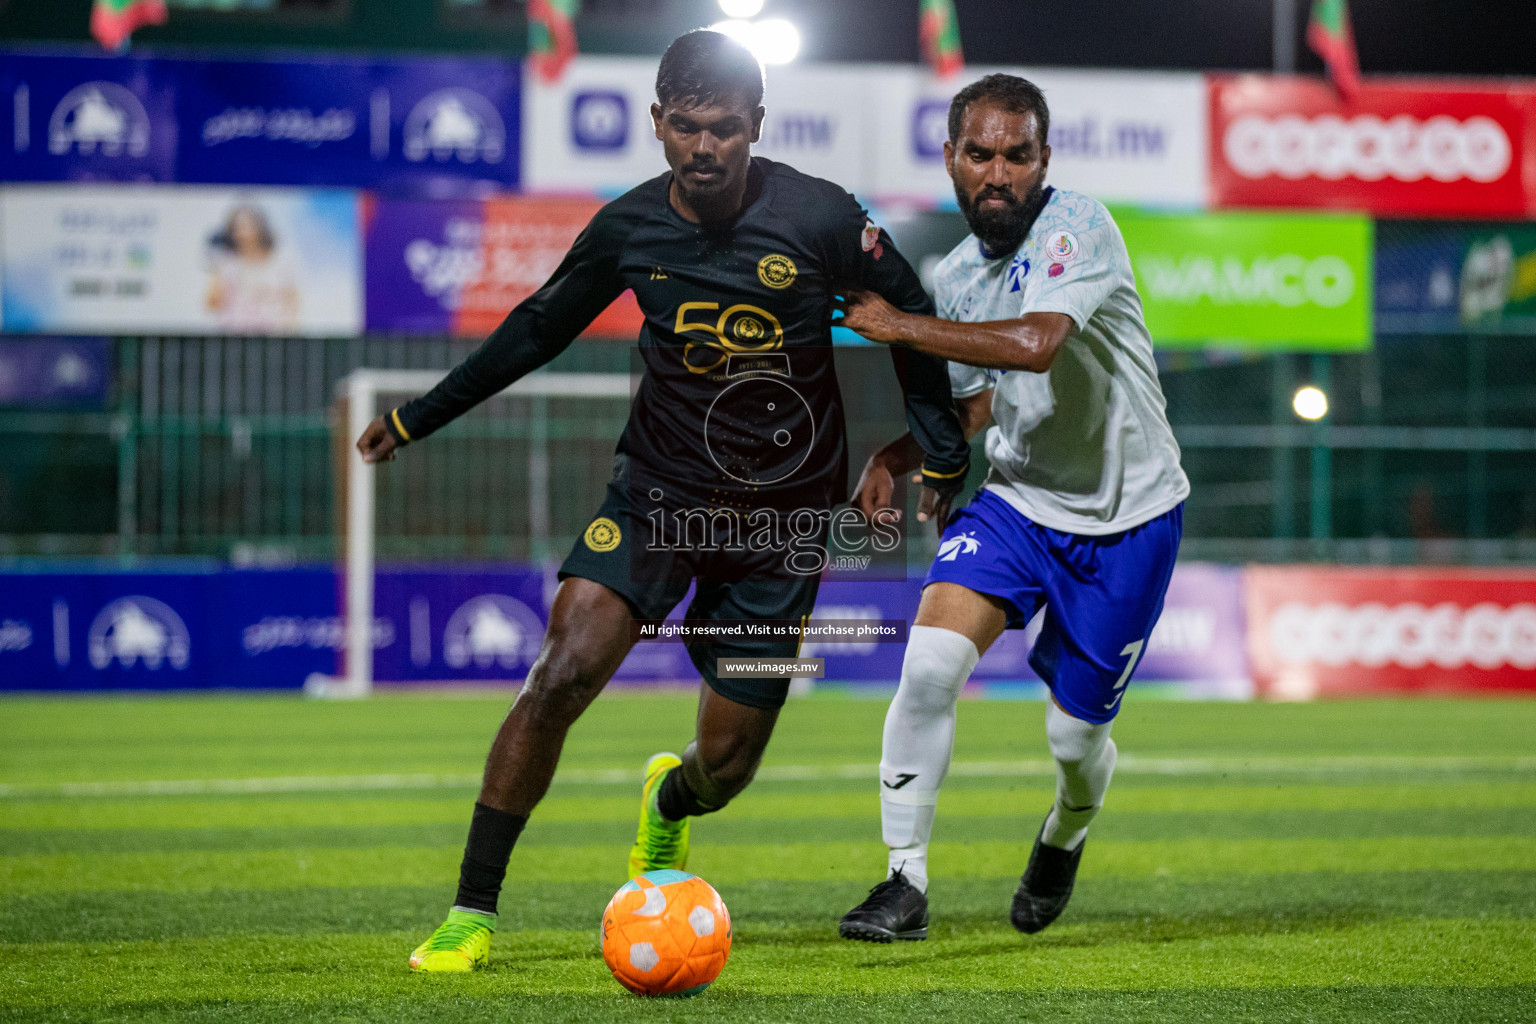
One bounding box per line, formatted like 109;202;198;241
1040;700;1117;851
879;625;980;893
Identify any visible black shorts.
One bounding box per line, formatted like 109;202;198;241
558;458;826;709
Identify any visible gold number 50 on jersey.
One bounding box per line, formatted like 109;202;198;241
674;301;785;374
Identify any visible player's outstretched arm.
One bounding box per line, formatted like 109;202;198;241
843;288;1074;374
355;208;630;460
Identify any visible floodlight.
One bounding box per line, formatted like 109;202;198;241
709;17;801;65
1293;386;1329;421
718;0;765;17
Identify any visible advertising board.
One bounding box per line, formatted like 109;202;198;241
1;50;520;193
1;185;362;336
365;195;641;337
1245;566;1536;698
522;56;869;197
0;563;1250;694
1210;75;1535;218
870;66;1209;207
1376;219;1536;335
1116;209;1373;349
523;58;1208;209
0;337;112;407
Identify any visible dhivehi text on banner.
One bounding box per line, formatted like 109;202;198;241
1;185;362;337
0;50;520;193
0;563;1251;693
1115;209;1373;350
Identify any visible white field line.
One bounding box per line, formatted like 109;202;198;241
1;754;1533;800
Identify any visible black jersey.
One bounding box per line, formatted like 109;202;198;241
388;158;969;510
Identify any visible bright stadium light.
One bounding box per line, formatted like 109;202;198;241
717;0;765;17
710;17;801;65
1293;385;1329;421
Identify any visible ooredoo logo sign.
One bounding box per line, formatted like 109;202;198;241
1210;76;1533;218
1267;602;1536;671
1245;567;1536;698
1223;113;1511;184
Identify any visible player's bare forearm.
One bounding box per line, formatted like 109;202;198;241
843;289;1073;373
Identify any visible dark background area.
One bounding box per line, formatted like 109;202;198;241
1;0;1533;77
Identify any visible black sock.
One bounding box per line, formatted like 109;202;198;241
656;766;713;821
454;802;527;914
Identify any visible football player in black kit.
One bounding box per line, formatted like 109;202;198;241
355;30;970;971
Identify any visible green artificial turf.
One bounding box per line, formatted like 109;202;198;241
1;693;1533;1023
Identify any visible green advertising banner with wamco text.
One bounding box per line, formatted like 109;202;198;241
1114;210;1373;351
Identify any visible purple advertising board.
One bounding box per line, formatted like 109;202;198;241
0;568;339;691
802;562;1250;698
1;51;519;194
0;338;112;407
0;563;1250;696
363;197;483;335
363;195;643;337
1;52;178;183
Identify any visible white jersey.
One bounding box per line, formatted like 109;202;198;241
934;187;1189;535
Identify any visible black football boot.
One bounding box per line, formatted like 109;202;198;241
838;870;929;942
1010;823;1086;934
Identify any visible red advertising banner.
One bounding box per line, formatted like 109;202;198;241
364;194;643;339
1209;75;1536;218
457;197;642;338
1245;566;1536;698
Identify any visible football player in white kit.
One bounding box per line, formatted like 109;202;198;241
835;74;1190;941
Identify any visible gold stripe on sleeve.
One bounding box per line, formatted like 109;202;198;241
922;465;967;479
390;408;413;443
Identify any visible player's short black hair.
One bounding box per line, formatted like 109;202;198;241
947;73;1050;149
655;30;765;111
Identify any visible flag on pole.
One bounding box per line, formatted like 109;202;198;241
919;0;964;78
1307;0;1361;102
528;0;580;84
90;0;167;52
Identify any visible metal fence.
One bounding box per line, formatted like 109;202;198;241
1;332;1534;565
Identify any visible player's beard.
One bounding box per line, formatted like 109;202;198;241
676;158;743;224
956;178;1049;259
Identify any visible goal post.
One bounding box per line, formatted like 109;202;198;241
305;368;636;699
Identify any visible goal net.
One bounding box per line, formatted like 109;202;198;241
306;368;636;697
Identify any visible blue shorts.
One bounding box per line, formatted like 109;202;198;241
924;489;1183;724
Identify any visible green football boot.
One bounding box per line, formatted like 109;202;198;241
627;751;689;877
408;908;495;972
